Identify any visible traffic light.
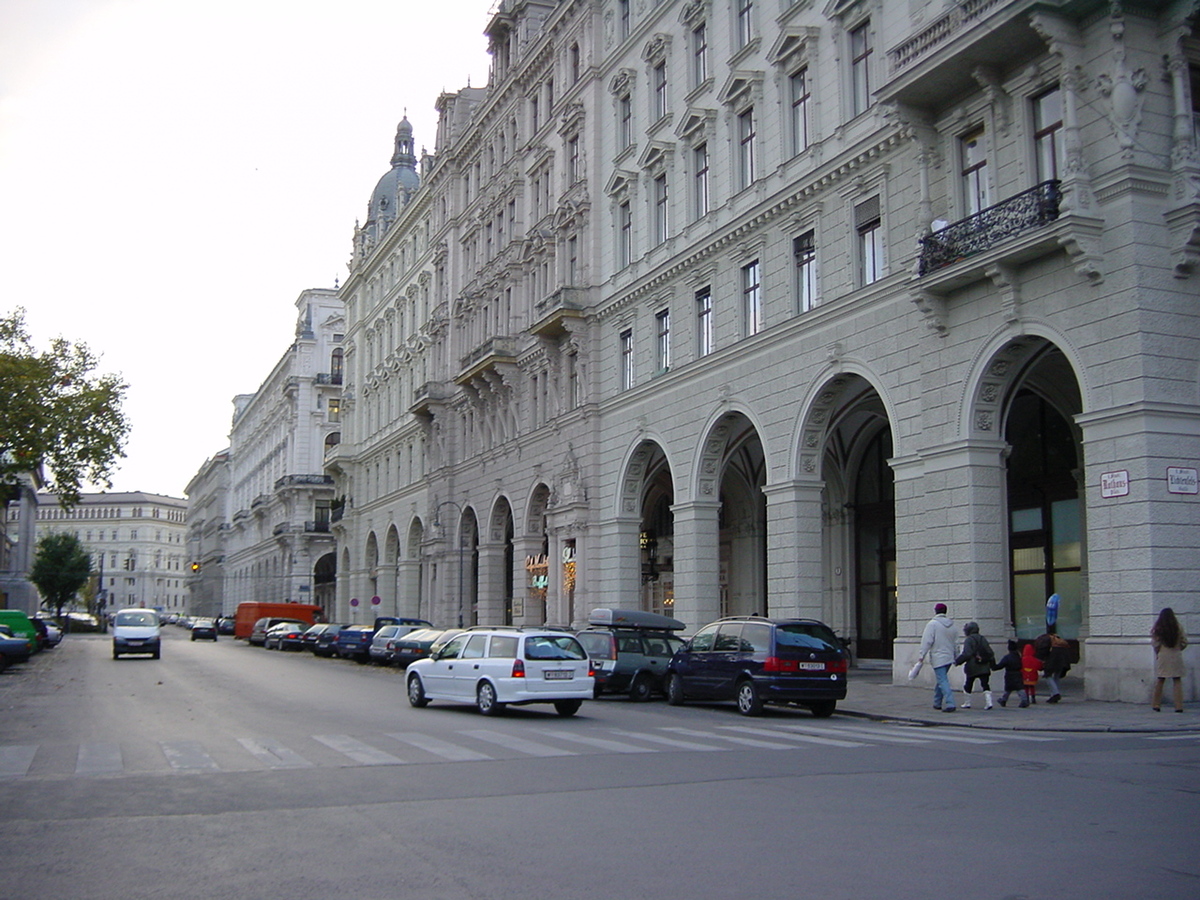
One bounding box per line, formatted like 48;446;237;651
191;561;201;573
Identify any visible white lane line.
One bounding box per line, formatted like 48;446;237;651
662;727;796;750
385;732;493;762
312;734;406;766
610;730;726;752
76;742;123;775
1148;733;1199;741
160;740;221;771
853;725;1000;746
721;725;865;748
0;745;38;778
460;729;576;757
533;730;656;753
778;724;930;745
237;738;313;768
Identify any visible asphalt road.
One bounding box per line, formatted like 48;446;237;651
2;628;1197;900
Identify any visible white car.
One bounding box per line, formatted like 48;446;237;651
406;629;594;716
112;608;161;659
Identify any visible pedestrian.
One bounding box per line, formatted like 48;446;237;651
1034;628;1071;703
1150;607;1188;713
993;639;1025;707
954;621;996;709
918;603;959;712
1021;642;1040;706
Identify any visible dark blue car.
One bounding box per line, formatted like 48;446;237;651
665;616;848;717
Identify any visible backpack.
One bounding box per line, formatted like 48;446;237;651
973;634;995;666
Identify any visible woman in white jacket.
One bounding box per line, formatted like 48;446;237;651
918;603;959;712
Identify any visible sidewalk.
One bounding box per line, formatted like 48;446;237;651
839;664;1198;733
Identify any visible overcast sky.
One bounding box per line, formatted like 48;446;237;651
1;0;493;500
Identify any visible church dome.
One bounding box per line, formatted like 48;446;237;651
368;117;420;226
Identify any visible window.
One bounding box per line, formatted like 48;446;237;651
655;309;671;372
794;230;816;312
855;196;883;285
618;93;633;150
531;95;540;134
653;174;668;244
620;328;635;389
693;143;710;219
742;259;762;336
567;235;579;284
1032;87;1063;183
691;23;708;87
737;108;756;189
570;43;581;83
618;0;630;41
850;21;872;116
696;287;712;357
961;127;989;215
618;200;632;267
568;135;580;183
652;62;667;120
328;398;341;423
736;0;753;49
789;68;810;156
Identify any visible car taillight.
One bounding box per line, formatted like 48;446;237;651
763;656;798;672
826;657;848;674
588;661;595;678
511;659;525;678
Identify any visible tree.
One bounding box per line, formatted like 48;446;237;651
0;308;129;507
29;532;93;620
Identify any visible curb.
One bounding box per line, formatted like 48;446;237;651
837;707;1200;734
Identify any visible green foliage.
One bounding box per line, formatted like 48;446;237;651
29;532;93;619
0;308;129;507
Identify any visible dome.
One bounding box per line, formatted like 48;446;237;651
367;117;420;226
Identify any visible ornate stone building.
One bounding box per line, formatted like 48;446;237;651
330;0;1200;702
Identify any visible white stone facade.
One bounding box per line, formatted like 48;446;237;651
198;289;344;618
330;0;1200;701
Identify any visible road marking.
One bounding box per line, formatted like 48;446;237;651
0;745;37;778
779;724;930;745
76;742;123;775
1148;733;1199;741
663;726;796;750
460;729;576;757
610;730;725;751
722;725;866;748
855;725;1000;745
385;732;492;762
160;741;220;771
237;738;313;768
534;730;656;753
312;734;406;766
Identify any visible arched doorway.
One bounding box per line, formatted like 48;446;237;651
313;552;336;616
852;427;895;659
633;442;675;616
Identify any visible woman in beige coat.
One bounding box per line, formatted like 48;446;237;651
1151;607;1188;712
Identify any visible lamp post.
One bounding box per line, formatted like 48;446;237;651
434;500;466;628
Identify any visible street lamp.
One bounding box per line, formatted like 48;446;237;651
434;500;466;628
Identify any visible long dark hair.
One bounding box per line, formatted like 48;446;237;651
1152;607;1181;649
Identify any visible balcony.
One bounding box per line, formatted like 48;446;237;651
529;287;587;339
878;0;1046;110
315;372;343;385
275;474;334;490
918;181;1060;276
304;520;331;533
455;336;518;387
409;380;452;418
272;522;291;536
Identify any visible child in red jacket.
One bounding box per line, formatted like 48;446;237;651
1020;642;1040;707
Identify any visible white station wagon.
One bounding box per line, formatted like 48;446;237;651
405;628;594;716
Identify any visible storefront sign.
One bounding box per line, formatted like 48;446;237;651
1167;467;1199;495
1100;470;1129;498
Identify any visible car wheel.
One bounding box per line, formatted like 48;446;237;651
152;649;161;660
628;674;653;702
736;679;763;716
666;673;685;706
112;649;120;660
476;681;505;716
407;674;429;708
554;699;582;717
807;700;836;718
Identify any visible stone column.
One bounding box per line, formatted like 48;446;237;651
670;500;722;630
763;477;825;619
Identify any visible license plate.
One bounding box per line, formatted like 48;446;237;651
543;669;574;680
797;662;824;670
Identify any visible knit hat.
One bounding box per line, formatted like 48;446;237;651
934;603;947;614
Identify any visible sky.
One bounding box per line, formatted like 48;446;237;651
0;0;494;500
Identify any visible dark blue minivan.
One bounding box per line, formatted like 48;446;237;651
665;616;848;717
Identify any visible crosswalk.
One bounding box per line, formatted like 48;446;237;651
0;720;1068;781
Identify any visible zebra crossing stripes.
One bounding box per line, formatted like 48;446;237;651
76;742;123;775
662;726;797;750
460;728;576;757
237;737;313;769
385;731;492;761
0;745;37;778
312;734;406;766
160;741;221;771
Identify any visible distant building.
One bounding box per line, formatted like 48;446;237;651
186;289;343;619
20;490;188;614
327;0;1200;702
0;469;44;614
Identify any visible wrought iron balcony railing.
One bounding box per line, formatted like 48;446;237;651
918;180;1060;276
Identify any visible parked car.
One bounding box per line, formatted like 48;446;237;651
0;625;32;672
248;616;308;646
216;616;236;635
406;628;594;717
190;618;219;641
306;623;348;656
576;608;686;701
112;608;162;659
263;621;308;651
665;616;848;717
36;619;63;648
0;610;40;654
368;625;409;665
335;618;432;663
392;627;461;668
